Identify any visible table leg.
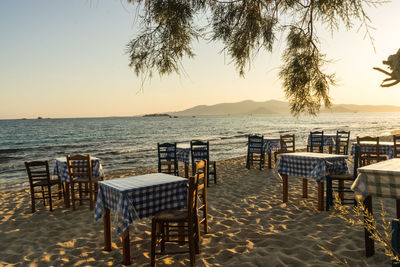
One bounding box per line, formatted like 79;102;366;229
282;174;288;203
397;199;400;219
364;195;375;257
122;228;131;265
302;179;308;198
184;163;189;178
317;182;324;211
268;153;272;169
65;182;70;208
104;208;112;251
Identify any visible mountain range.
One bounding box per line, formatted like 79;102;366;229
170;100;400;116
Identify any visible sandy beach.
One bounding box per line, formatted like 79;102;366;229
0;148;397;266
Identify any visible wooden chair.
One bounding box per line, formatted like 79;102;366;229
66;154;100;210
25;161;63;213
150;161;203;267
195;159;208;235
158;143;178;176
274;134;295;164
357;136;387;166
246;134;265;170
326;145;359;210
394;135;400;158
335;130;350;155
308;131;324;153
190;140;217;185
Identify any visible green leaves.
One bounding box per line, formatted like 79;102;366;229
126;0;386;115
280;27;334;115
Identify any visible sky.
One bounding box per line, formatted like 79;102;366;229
1;0;400;119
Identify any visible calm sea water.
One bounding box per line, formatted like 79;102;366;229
1;113;400;189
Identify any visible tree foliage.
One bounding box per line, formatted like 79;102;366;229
126;0;386;115
374;48;400;87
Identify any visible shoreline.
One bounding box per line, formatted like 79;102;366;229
1;134;396;192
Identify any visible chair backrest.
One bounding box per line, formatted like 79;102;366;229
66;154;92;182
248;134;264;153
394;135;400;158
335;130;350;155
357;136;385;167
25;161;51;187
157;142;178;176
280;134;295;153
188;160;203;220
310;131;324;153
190;140;209;174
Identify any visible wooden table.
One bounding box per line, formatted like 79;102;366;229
277;152;349;211
94;173;188;265
352;158;400;257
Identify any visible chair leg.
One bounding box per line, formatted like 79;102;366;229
48;185;53;212
195;216;200;254
203;201;208;234
151;219;157;267
71;182;76;210
41;186;46;206
160;222;165;253
213;162;217;184
78;183;83;206
57;182;62;199
30;189;36;213
188;221;196;267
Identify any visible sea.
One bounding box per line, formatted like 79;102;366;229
1;112;400;189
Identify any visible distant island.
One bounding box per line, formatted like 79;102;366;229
143;113;178;118
166;99;400;116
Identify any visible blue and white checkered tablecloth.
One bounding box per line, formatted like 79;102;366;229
278;152;349;182
176;147;191;164
350;141;394;159
53;157;104;183
94;173;188;234
307;134;336;147
265;139;281;154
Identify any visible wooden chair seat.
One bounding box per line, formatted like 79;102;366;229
153;209;188;221
73;176;101;183
32;179;60;187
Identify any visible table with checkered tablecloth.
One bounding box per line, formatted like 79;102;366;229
53;157;104;183
351;158;400;257
278;152;349;211
350;141;394;159
94;173;188;265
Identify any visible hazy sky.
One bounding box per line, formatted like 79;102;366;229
1;0;400;119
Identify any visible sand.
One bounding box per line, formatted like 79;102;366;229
0;153;398;266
